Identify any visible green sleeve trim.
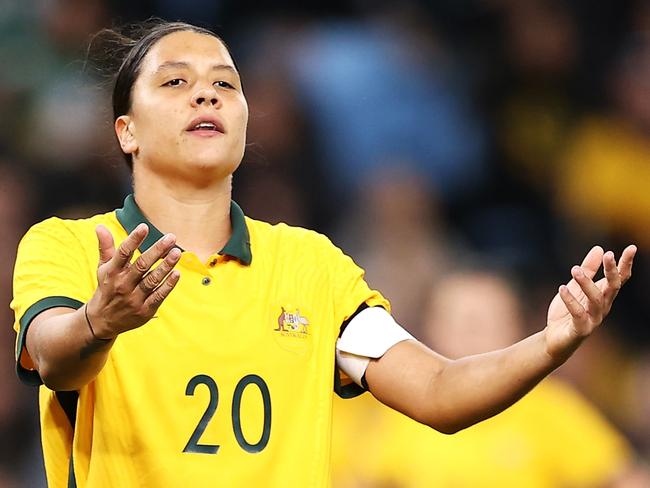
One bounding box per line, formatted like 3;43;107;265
333;302;390;399
333;363;367;399
16;296;84;386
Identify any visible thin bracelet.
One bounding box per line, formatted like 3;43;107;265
84;304;113;342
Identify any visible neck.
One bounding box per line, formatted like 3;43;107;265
132;166;233;263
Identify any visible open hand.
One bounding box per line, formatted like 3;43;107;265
85;223;182;339
545;245;636;362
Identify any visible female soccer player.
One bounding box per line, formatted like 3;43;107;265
11;20;636;487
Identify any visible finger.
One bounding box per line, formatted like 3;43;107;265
571;265;604;322
127;233;176;284
559;284;588;330
96;225;115;265
136;247;182;295
579;245;604;279
617;244;637;284
564;246;605;297
112;224;149;269
143;269;181;313
602;251;621;302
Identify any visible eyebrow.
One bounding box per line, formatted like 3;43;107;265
154;61;239;76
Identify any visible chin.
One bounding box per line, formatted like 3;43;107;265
184;153;240;178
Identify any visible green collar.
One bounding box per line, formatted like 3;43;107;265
115;194;252;265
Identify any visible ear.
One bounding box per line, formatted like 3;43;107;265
115;115;138;155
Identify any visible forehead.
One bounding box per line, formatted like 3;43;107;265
141;30;235;73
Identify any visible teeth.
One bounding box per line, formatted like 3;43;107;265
194;122;216;130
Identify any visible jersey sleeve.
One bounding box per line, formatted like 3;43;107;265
316;235;391;398
322;236;390;325
10;218;96;385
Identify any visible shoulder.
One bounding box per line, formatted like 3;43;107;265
244;218;368;287
245;217;341;257
19;210;120;254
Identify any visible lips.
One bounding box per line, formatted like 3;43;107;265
186;115;225;134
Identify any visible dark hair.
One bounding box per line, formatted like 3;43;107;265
87;19;228;169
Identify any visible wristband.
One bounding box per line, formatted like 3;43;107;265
84;304;114;342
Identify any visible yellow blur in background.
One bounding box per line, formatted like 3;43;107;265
332;378;630;488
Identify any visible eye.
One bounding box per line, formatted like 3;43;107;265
214;81;234;89
163;78;185;87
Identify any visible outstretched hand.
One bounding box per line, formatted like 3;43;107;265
545;245;636;362
85;224;182;340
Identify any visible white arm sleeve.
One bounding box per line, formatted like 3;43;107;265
335;306;416;387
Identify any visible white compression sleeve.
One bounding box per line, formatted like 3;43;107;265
336;307;416;387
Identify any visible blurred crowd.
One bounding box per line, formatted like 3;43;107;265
1;0;649;486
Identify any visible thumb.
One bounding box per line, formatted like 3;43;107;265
96;225;115;265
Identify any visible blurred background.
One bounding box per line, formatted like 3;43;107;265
1;0;650;486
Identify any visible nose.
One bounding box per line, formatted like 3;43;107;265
191;87;219;108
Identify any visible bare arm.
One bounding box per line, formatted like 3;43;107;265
25;307;115;391
365;245;636;434
24;224;181;391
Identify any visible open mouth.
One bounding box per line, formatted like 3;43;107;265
186;117;225;135
189;122;222;132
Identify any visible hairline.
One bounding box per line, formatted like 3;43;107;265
112;22;230;169
115;25;227;117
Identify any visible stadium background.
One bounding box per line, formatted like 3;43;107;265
1;0;649;486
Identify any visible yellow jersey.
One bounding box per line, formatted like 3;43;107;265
12;194;388;488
